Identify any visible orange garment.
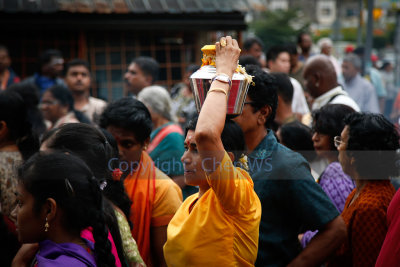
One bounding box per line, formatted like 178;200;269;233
123;151;182;266
328;180;395;267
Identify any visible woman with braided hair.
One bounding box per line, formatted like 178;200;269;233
41;123;145;267
12;152;115;266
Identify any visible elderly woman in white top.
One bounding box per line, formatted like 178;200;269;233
138;86;195;198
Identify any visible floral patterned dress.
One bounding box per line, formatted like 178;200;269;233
0;151;22;216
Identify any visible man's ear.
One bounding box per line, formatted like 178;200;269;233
59;104;69;116
267;60;273;69
257;105;272;126
314;72;321;85
145;75;153;86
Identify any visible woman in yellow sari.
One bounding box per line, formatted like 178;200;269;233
163;36;261;266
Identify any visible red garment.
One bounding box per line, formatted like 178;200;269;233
146;124;183;154
375;189;400;266
328;181;395;267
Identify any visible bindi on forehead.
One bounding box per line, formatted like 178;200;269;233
185;131;196;146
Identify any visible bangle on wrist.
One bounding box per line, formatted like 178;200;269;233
211;73;232;88
207;88;228;98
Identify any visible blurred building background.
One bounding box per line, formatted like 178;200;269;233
0;0;248;100
1;0;400;99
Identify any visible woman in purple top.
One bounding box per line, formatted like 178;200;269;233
301;104;356;247
12;152;115;267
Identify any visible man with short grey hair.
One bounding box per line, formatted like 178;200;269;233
341;53;379;113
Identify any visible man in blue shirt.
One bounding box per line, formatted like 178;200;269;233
233;66;346;266
20;49;65;96
341;53;380;113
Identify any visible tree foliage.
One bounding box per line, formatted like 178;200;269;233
250;9;311;50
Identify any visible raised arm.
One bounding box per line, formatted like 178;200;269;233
194;36;241;172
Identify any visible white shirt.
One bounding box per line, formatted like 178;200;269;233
79;96;107;123
312;86;360;111
290;77;310;115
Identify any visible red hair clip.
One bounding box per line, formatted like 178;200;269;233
112;168;123;181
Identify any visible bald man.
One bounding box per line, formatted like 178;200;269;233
303;55;360;111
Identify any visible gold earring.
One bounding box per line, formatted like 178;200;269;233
44;217;49;232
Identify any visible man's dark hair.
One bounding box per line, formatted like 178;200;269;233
39;49;63;70
100;97;152;144
297;32;310;44
312;104;356;151
285;43;298;55
279;121;316;162
65;58;90;74
270;73;293;104
243;36;264;51
266;45;290;62
246;65;278;128
131;56;159;83
239;55;262;68
186;116;246;165
344;113;400;180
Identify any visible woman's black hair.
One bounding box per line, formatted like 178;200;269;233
245;65;278;128
312;104;356;151
0;90;39;160
6;83;47;138
41;123;131;266
47;85;91;124
19;152;115;267
99;97;152;144
279;121;316;162
186;116;246;166
344;113;400;180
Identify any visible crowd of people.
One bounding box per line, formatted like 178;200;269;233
0;33;400;267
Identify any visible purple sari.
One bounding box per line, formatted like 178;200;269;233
36;239;96;267
301;162;355;247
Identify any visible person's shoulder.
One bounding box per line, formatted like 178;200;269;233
89;96;107;106
289;77;302;89
266;143;314;181
358;182;395;210
19;75;36;85
155;168;181;191
331;95;360;111
324;162;341;173
360;76;374;89
274;142;308;165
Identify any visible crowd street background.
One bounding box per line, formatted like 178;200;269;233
2;0;400;267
